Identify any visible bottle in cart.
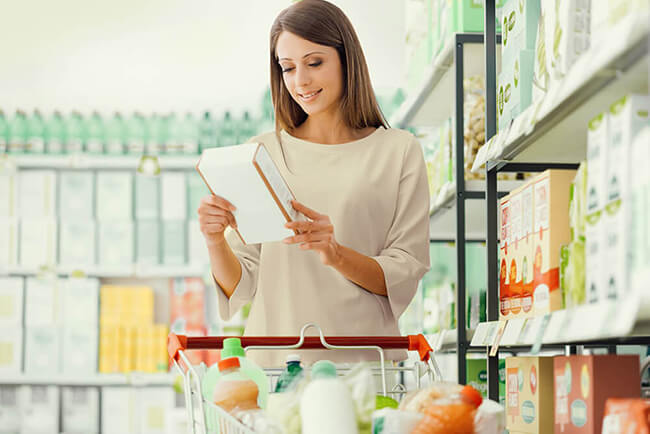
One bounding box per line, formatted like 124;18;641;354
300;360;358;434
213;357;260;413
274;354;304;392
26;109;45;153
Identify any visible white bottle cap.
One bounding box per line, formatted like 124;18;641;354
286;354;301;363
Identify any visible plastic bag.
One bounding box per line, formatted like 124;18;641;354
474;399;506;434
233;409;284;434
266;377;308;434
342;363;376;434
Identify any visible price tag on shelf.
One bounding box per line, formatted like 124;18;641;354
531;314;552;355
471;322;491;346
489;321;507;357
500;318;526;346
543;310;569;343
519;316;544;346
435;332;445;352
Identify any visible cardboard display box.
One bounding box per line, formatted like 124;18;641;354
506;356;555;434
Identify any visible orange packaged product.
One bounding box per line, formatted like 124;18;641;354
602;398;650;434
411;385;483;434
499;197;512;319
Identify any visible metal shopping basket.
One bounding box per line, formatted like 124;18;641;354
168;323;442;434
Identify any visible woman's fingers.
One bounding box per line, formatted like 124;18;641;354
285;220;332;233
283;231;331;245
210;195;237;211
290;200;321;219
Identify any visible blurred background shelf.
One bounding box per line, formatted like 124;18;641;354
5;153;199;170
4;264;207;278
0;372;177;387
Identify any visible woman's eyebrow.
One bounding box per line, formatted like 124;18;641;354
278;51;326;61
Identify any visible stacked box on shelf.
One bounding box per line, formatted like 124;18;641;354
24;276;61;374
135;174;161;266
170;277;208;366
0;277;24;374
0;385;21;432
591;0;649;45
19;385;60;434
631;126;650;292
62;386;100;434
161;172;187;265
563;162;587;308
506;356;554;434
96;171;134;266
0;171;18;269
187;172;209;266
554;355;641;433
60;277;99;374
59;171;96;268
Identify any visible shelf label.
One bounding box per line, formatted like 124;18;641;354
489;321;507;357
520;316;544;345
543;310;569;343
471;323;491;346
501;318;526;345
531;314;552;355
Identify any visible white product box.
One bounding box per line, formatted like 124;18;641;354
135;175;160;220
602;199;631;301
591;0;649;44
61;326;98;374
102;387;136;434
606;94;650;203
19;385;60;434
547;0;591;79
0;386;21;432
18;170;57;218
629;127;650;291
0;277;24;326
59;171;95;220
0;328;23;374
162;220;186;265
24;326;61;374
62;387;100;434
25;277;59;326
59;220;96;268
586;111;609;215
19;218;58;269
187;172;208;220
188;220;207;266
0;172;18;217
61;277;99;325
0;218;18;270
501;0;540;58
136;387;176;434
98;221;134;265
161;172;187;220
136;220;160;266
96;172;133;220
585;212;606;303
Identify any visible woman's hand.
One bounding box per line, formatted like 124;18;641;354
197;195;238;247
283;200;341;266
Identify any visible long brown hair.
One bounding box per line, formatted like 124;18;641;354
269;0;388;133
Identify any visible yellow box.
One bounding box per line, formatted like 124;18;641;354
506;356;555;433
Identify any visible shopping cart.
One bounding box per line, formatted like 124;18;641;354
168;323;442;434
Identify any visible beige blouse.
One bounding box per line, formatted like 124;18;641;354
214;127;430;367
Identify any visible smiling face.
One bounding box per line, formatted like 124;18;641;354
276;31;344;120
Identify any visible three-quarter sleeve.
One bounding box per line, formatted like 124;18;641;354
372;136;431;320
214;227;262;321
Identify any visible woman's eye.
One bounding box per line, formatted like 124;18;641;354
281;66;294;73
309;61;322;67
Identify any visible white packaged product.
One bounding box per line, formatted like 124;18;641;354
162;220;187;265
629;127;650;291
62;326;98;374
135;174;160;220
0;328;23;374
24;326;61;374
371;408;423;434
606;94;650;203
135;387;175;434
96;171;133;220
62;387;100;434
18;170;57;218
0;386;21;432
586;111;609;214
19;385;60;434
546;0;591;79
59;220;96;268
585;212;606;303
161;172;187;220
102;387;136;434
61;277;99;325
0;218;18;269
98;221;134;265
0;277;24;326
136;220;160;266
25;276;60;326
591;0;649;44
19;218;58;269
0;172;18;217
59;171;95;219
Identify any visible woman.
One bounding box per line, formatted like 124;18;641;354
198;0;430;367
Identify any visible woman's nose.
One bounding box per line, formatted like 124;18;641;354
295;65;311;87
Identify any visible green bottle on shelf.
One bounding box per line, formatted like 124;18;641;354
105;112;125;155
45;111;66;154
274;354;304;392
26;109;45;153
146;113;162;156
8;110;28;154
218;111;236;147
126;112;147;155
0;110;9;153
165;112;182;154
65;111;86;154
198;111;215;152
180;112;199;155
86;111;105;154
237;111;257;143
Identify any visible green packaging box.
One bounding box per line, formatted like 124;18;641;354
498;48;535;129
501;0;540;59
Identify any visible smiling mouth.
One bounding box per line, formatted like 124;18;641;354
298;89;322;101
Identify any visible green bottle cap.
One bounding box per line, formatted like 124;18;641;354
311;360;337;380
221;338;245;358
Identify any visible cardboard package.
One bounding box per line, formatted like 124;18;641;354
162;219;187;265
554;355;641;434
19;218;58;268
96;171;133;220
25;276;60;326
187;171;208;220
136;387;176;434
467;358;488;397
18;170;57;218
501;0;541;58
506;356;555;433
498;48;536;125
136;220;161;266
62;326;98;374
62;386;100;434
20;385;60;434
531;169;576;315
98;221;134;266
24;326;61;374
59;171;95;219
545;0;591;79
0;218;18;269
499;196;512;319
0;277;24;326
59;220;96;268
60;277;99;326
102;387;136;434
0;328;23;374
161;172;187;220
170;277;207;366
188;219;207;266
0;172;18;217
135;174;160;220
0;386;21;432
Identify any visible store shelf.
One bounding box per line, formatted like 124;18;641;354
0;372;177;386
427;328;476;353
3;264;206;278
3;153;199;170
392;33;501;128
474;12;649;170
428;180;523;241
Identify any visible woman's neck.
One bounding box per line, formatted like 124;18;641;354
292;112;374;145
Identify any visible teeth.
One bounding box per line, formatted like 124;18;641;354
301;90;319;98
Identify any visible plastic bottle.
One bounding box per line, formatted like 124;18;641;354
26;110;45;153
237;111;256;143
45;111;66;154
180;112;199;154
125;112;147;155
411;385;483;434
198;111;215;151
165;112;182;154
212;357;259;413
218;111;236;147
105;112;125;154
300;360;358;434
65;111;86;154
8;110;27;153
0;110;8;153
86;111;105;154
201;338;269;409
274;354;304;392
146;113;164;156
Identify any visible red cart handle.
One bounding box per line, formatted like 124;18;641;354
168;333;433;363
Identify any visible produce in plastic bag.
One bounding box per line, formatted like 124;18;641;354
371;408;423;434
342;363;376;434
474;399;506;434
266;377;307;434
233;409;284;434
